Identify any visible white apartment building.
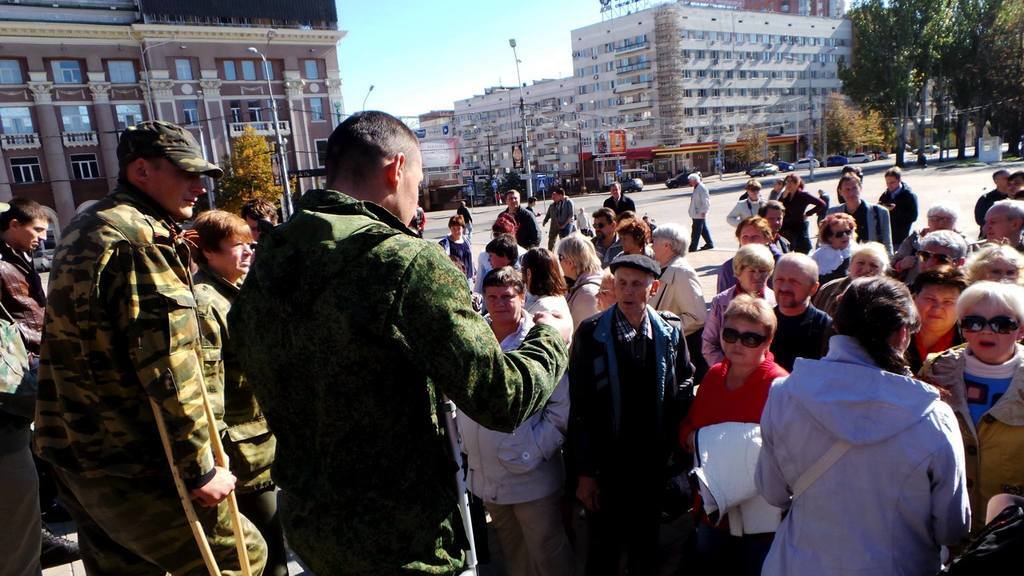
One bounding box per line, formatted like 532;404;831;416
572;2;852;174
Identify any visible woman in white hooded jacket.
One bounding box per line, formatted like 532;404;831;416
756;276;970;576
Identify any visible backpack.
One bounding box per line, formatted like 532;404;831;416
941;504;1024;575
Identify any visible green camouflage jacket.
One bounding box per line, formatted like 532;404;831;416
34;183;215;487
229;189;568;575
0;310;36;454
194;266;275;492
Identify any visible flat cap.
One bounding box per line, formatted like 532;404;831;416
609;253;661;277
117;120;223;178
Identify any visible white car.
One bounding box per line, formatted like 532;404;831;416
794;158;821;169
847;153;872;164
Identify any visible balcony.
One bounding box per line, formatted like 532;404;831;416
229;121;291;137
62;131;97;147
615;62;652;74
614;41;650;55
1;133;41;150
623;118;652;128
620;99;652;112
614;81;652;94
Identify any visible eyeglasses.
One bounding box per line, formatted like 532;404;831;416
832;229;853;238
962;315;1020;334
917;250;953;265
721;327;768;348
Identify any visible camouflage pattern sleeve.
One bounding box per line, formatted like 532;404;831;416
393;244;568;433
104;241;215;485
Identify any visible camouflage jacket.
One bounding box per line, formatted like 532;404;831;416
230;189;568;575
0;311;36;454
194;266;275;492
34;183;215;487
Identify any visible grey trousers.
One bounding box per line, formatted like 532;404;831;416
485;491;574;576
0;443;41;576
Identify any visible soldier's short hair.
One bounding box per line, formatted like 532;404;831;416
240;199;278;225
325;111;419;188
758;200;785;217
192;210;253;265
482;266;524;295
0;197;49;231
486;234;518;262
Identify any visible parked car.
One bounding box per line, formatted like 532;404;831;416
620;177;644;192
746;162;779;177
847;153;872;164
665;170;693;189
793;158;821;169
776;160;794;172
922;144;940;154
826;155;849;167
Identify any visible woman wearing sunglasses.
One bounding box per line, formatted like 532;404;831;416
757;277;970;576
703;244;776;366
681;295;787;576
811;213;857;284
918;281;1024;535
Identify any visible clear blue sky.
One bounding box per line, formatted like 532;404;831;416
336;0;608;119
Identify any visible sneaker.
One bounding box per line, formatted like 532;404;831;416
41;525;80;569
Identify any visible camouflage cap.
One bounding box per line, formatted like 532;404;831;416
118;120;223;179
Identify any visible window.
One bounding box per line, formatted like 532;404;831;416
60;106;91;132
182;100;199;125
70;154;100;180
114;104;143;130
223;60;237;81
229;101;241;123
0;60;22;84
309;98;324;121
174;59;193;80
241;60;257;81
303;58;319;78
51;60;82;84
315;139;328;167
262;61;274;80
0;107;33;133
107;60;136;83
247;101;262;122
10;158;41;184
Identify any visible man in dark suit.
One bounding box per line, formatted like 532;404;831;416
878;166;919;246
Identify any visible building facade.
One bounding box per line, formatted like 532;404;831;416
0;0;344;233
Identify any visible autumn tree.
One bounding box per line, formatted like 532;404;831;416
737;127;768;165
824;95;888;153
213;126;280;215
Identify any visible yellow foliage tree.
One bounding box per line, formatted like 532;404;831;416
737;127;768;165
213;126;280;216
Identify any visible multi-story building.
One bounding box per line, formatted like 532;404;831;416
0;0;344;233
417;110;461;198
574;2;852;175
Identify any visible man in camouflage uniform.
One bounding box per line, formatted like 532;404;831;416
33;121;266;575
230;111;570;575
192;210;286;576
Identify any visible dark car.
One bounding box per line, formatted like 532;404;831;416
665;170;693;189
746;162;779;177
776;160;794;172
826;155;849;167
620;177;644;193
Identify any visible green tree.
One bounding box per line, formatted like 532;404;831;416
213;126;280;215
500;171;525;196
737;127;768;165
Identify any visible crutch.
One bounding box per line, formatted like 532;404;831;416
441;398;479;576
150;397;222;576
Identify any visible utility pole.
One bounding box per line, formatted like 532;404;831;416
509;39;534;199
248;46;293;220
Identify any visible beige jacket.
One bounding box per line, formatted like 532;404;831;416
652;256;707;336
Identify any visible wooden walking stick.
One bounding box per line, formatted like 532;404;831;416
150;397;222;576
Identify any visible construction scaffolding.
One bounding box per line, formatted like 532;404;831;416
654;3;685;147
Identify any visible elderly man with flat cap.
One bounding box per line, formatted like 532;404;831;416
33;120;266;575
568;253;694;575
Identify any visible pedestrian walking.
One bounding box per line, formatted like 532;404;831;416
688;173;714;251
34;120;266;575
229;111;569;574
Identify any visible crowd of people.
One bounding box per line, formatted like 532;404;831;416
2;111;1023;576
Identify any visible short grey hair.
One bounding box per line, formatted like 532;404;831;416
926;203;959;226
651;223;689;257
988;199;1024;222
688;172;701;183
774;253;818;285
920;230;969;260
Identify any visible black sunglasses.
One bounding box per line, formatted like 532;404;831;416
961;315;1020;334
832;229;853;238
721;327;768;348
918;250;952;264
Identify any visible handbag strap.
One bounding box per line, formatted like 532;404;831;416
792;440;852;498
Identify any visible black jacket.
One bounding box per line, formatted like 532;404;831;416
510;207;540;248
974;189;1006;231
878;182;918;245
603;195;636;215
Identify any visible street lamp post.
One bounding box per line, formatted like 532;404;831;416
361;85;375;111
247;46;293;220
508;38;534;199
136;37;183;121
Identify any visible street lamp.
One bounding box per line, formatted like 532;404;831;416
247;46;293;220
508;38;535;199
361;85;375;111
136;38;184;121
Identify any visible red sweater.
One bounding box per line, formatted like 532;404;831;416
679;354;789;449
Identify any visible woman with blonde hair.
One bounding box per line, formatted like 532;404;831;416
703;244;776;366
556;234;604;330
811;242;890;318
965;243;1023;284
